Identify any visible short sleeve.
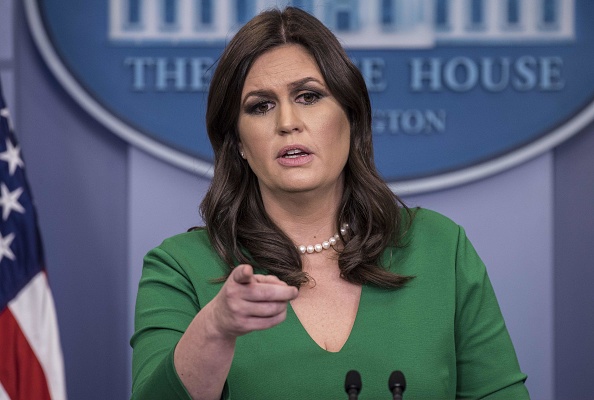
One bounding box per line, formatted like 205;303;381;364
454;226;530;399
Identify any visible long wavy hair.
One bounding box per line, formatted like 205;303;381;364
200;7;413;288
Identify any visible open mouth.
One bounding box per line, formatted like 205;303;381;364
282;149;310;159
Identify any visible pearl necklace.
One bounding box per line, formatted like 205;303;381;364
297;224;349;254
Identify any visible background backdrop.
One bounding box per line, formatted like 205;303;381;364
1;1;593;399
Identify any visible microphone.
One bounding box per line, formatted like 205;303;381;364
388;370;406;400
344;370;362;400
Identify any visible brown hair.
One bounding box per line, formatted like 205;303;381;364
200;7;413;288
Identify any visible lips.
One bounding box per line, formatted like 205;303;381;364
277;145;313;159
276;145;314;167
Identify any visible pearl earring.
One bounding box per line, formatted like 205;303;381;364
240;151;245;158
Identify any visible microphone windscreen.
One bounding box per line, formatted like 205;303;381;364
345;370;362;394
388;370;406;392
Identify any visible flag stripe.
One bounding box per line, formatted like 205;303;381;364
8;272;67;400
0;306;52;400
0;77;67;399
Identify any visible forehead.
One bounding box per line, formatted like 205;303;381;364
242;44;324;91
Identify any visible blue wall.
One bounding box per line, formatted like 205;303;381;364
554;124;594;398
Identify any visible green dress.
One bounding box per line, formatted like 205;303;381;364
131;209;529;399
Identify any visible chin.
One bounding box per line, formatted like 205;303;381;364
281;178;338;194
281;183;318;193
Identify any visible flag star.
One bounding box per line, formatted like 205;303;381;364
0;138;24;175
0;183;25;221
0;231;16;263
1;107;14;132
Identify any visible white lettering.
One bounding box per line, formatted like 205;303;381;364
156;58;187;91
190;58;213;91
410;58;442;91
125;57;214;91
352;58;388;92
482;58;511;92
411;56;565;93
444;57;478;92
513;56;538;91
373;109;446;135
540;56;565;90
124;57;154;90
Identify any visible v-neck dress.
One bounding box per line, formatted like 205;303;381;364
130;209;529;399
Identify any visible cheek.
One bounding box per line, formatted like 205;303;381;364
237;119;273;164
318;111;350;149
237;119;260;152
237;118;249;144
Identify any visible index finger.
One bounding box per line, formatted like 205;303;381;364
253;274;289;286
243;282;299;302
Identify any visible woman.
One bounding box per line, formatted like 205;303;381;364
131;7;529;399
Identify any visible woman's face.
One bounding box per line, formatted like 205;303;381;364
237;44;351;200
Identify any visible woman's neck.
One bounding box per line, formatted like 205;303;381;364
260;184;344;246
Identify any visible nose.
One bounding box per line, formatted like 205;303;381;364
276;103;304;135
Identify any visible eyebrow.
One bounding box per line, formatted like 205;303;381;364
241;76;325;104
288;76;324;91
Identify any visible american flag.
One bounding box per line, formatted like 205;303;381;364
0;79;67;399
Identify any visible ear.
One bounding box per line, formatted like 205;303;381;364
238;142;245;159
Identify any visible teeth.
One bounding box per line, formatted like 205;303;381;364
283;149;308;158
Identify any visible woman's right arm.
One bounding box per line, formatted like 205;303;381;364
174;264;298;399
131;246;297;400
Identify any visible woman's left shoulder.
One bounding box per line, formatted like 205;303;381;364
403;207;461;241
390;207;465;276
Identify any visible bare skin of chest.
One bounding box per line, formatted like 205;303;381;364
290;256;362;353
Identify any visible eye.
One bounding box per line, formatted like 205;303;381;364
247;101;274;115
297;91;321;105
